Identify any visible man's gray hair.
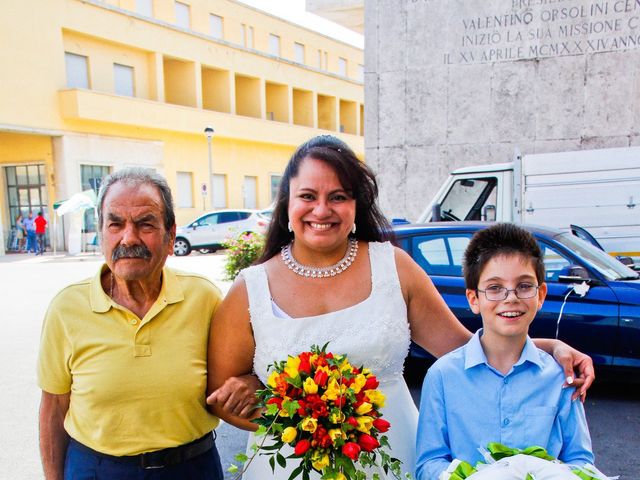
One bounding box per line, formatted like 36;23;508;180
97;167;175;231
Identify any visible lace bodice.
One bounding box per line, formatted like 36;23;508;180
241;241;411;385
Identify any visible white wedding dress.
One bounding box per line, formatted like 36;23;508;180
240;242;417;479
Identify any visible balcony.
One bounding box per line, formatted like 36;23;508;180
58;89;364;150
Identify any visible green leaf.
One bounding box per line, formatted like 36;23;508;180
269;455;276;473
233;453;248;463
276;452;287;468
255;425;268;436
227;464;238;473
287;464;304;480
265;403;280;416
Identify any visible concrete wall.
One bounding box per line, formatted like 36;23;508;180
366;0;640;220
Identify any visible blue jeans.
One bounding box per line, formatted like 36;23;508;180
64;437;224;480
26;231;36;252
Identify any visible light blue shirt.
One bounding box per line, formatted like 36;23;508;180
415;330;594;480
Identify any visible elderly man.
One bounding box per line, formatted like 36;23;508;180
37;168;253;479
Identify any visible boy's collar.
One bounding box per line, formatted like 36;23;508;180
464;329;545;371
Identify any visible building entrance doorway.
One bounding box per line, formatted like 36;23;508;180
5;164;48;250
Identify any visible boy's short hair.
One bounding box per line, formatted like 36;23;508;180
463;223;545;289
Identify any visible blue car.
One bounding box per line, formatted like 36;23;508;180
393;222;640;376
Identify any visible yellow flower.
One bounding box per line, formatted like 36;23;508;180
329;410;345;424
361;368;372;375
303;377;318;395
339;359;352;373
311;451;330;470
281;426;297;443
267;370;279;388
301;417;318;433
323;378;342;401
285;356;301;378
356;415;373;433
328;428;346;442
351;374;367;393
365;389;386;408
279;408;289;418
355;402;373;415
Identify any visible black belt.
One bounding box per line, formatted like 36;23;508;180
70;431;216;470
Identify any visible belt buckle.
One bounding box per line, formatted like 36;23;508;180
141;453;166;470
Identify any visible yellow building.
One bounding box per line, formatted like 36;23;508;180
0;0;364;254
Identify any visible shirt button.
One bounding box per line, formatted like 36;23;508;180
129;319;138;325
503;378;509;384
503;418;510;426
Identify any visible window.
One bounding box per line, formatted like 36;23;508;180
136;0;153;16
338;57;347;76
270;174;282;202
240;24;246;46
80;165;110;232
247;26;254;48
113;64;134;97
412;234;472;277
357;64;364;82
440;177;498;221
243;176;257;209
176;172;193;208
540;244;572;282
317;49;322;69
209;14;223;39
324;51;328;70
175;1;190;28
294;42;305;64
217;211;240;223
65;52;89;89
269;34;281;56
212;174;226;208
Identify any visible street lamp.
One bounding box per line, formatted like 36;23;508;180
204;125;214;210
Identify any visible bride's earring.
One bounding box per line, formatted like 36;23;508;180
351;223;356;235
288;221;293;233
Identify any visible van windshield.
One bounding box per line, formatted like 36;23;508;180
556;233;639;281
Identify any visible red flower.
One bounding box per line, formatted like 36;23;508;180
294;439;311;456
299;352;312;375
342;442;361;461
313;369;329;387
266;397;283;409
364;375;379;390
358;434;380;452
373;418;391;433
347;416;358;428
297;399;307;416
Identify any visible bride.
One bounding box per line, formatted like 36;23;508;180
206;135;594;479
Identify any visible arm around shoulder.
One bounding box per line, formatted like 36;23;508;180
394;247;471;358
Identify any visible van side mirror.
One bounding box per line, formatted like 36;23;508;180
431;204;442;222
483;205;496;222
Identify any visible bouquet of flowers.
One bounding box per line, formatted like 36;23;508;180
231;344;405;480
440;443;617;480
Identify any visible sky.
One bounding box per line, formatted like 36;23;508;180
236;0;364;48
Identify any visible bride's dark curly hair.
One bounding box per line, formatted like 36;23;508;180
258;135;394;263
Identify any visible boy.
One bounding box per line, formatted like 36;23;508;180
415;223;594;480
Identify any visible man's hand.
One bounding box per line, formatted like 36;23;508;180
553;342;595;401
39;391;70;480
207;374;261;418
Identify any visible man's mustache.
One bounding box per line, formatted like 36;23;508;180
112;244;152;262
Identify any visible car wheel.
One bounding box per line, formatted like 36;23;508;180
174;238;191;256
198;248;211;254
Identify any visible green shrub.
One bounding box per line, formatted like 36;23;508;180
222;232;265;280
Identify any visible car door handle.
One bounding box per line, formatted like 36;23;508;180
622;318;634;324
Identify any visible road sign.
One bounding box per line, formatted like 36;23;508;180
201;183;207;196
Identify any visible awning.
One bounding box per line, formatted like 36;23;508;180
55;189;97;216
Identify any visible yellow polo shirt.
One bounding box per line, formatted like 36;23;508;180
37;265;222;456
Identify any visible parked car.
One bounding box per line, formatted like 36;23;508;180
393;222;640;377
173;209;269;256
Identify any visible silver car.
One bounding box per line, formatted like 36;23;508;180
173;209;268;256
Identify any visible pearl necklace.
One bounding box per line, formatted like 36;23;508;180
281;238;358;278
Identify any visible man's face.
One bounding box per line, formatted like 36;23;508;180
100;182;176;282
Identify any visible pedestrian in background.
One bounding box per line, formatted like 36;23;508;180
24;211;36;253
34;211;47;255
15;214;26;252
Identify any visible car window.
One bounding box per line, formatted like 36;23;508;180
539;243;572;282
217;212;240;223
197;214;218;226
440;177;497;221
237;212;252;220
412;234;471;276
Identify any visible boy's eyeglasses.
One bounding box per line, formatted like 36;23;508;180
476;283;539;301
